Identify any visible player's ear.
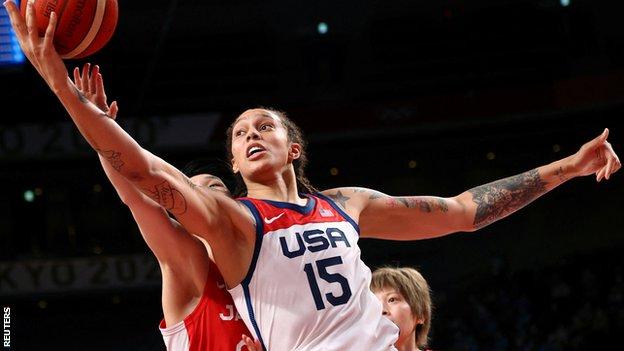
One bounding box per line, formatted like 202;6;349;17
231;158;239;174
289;142;301;162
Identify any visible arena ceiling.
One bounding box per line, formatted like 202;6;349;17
2;0;623;130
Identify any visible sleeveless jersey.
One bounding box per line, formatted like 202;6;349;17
160;261;251;351
229;193;399;351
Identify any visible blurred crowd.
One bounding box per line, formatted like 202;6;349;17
433;250;623;350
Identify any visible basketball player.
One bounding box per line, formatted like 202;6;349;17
371;267;434;351
6;2;621;350
243;267;434;351
72;64;251;351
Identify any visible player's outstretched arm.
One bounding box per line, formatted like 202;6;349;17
323;129;620;240
4;1;255;276
72;65;209;272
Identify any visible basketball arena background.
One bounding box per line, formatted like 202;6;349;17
1;0;623;350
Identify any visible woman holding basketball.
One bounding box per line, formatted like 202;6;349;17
5;2;621;350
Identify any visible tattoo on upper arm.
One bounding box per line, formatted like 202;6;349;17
386;197;449;213
468;168;546;229
366;190;388;200
144;180;188;215
327;191;350;208
347;188;388;200
96;148;125;172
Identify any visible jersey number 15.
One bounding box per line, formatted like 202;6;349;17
303;256;352;310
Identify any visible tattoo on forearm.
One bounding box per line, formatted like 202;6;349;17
99;112;112;119
468;168;546;229
182;172;198;190
328;191;350;208
386;197;449;213
96;148;125;172
185;178;197;189
554;166;568;182
74;86;88;104
144;180;188;215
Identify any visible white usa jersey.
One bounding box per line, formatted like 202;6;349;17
228;193;399;351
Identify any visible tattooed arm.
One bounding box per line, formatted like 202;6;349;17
4;2;256;286
323;129;620;240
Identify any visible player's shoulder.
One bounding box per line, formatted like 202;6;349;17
321;187;388;203
319;187;388;217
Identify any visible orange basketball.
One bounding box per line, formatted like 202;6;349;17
20;0;118;59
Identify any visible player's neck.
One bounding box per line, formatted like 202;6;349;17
395;335;419;351
245;168;304;205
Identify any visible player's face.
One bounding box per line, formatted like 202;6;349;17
189;174;230;195
375;288;421;346
230;109;298;182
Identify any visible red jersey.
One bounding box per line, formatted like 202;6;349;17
159;261;251;351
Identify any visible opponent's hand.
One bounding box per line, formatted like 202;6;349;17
3;0;68;91
569;128;621;181
241;334;262;351
72;63;118;119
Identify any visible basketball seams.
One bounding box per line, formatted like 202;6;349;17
22;0;117;58
51;0;71;49
62;0;105;58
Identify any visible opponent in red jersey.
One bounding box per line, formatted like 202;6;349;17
72;66;251;351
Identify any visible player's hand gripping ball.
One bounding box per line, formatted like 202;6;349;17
20;0;118;59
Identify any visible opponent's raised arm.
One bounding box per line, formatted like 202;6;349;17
72;66;205;266
323;129;620;240
4;1;253;242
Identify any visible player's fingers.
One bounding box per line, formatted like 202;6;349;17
596;167;606;182
109;101;118;119
25;0;38;43
3;1;27;39
604;157;613;180
96;72;106;98
241;335;255;351
81;62;90;92
42;11;56;51
73;67;82;89
90;65;99;94
609;156;621;178
605;142;620;164
586;128;610;149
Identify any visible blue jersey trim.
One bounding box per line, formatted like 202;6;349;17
238;199;267;350
239;199;264;286
263;193;316;215
243;284;268;351
315;192;360;235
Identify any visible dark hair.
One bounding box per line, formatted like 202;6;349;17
181;158;236;193
225;107;317;197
